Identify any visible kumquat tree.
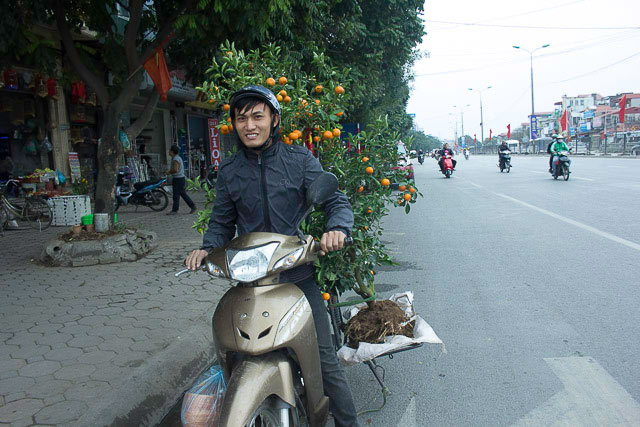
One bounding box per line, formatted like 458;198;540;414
191;41;422;303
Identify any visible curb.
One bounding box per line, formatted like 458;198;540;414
73;308;217;427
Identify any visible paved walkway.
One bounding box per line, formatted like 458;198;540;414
0;191;227;426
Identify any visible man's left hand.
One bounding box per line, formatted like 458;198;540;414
319;230;346;256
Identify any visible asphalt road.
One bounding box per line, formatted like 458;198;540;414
343;154;640;426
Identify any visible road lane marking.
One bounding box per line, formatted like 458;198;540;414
572;176;595;181
495;192;640;252
469;182;483;189
396;395;416;427
513;357;640;426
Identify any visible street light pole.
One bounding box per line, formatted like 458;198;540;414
513;44;550;144
453;104;470;148
468;86;492;146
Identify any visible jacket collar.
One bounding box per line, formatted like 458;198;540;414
240;138;280;162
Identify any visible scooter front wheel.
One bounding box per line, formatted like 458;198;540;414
246;396;307;427
562;165;570;181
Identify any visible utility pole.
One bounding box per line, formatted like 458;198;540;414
468;86;492;147
513;44;550;142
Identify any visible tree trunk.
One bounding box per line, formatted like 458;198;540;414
95;106;122;225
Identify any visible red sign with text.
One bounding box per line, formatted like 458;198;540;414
208;118;221;166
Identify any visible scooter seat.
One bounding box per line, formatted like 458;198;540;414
134;179;163;191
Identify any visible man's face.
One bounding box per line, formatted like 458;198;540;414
234;103;279;149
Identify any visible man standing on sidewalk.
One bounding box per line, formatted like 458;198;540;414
166;145;196;215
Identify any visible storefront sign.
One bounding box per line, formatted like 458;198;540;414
530;115;538;139
208;118;221;166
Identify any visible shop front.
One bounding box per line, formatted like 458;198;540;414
0;68;54;180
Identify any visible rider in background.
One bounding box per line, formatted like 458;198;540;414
498;140;509;169
438;143;456;173
550;135;570;176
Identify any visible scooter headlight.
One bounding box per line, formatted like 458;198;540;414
273;247;304;272
226;242;279;282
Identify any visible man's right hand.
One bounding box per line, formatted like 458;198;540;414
185;249;209;271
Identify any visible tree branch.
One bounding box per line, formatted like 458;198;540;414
124;0;144;71
125;90;160;141
137;0;197;67
55;0;109;108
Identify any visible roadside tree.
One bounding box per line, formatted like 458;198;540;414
191;42;422;302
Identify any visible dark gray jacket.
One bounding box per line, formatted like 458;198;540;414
202;141;353;264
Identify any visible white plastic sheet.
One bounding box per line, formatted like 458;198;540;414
337;291;444;366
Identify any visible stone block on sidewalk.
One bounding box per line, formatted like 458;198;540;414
72;257;99;267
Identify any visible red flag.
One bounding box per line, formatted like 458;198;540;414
507;124;511;139
560;109;568;131
474;134;477;144
601;131;605;140
619;95;627;124
489;129;492;140
144;47;172;101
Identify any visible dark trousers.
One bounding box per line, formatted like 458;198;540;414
171;177;195;212
296;277;359;427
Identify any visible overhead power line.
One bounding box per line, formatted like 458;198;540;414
543;49;640;84
431;0;589;31
425;20;640;31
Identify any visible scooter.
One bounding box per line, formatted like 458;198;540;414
115;171;169;211
464;151;469;160
417;153;425;165
206;164;219;189
551;150;571;181
498;150;511;173
177;173;345;426
441;154;454;178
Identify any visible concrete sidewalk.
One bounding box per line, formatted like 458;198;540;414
0;191;226;426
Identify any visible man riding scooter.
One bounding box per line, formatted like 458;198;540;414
185;85;359;426
498;140;510;169
550;134;571;176
438;143;456;173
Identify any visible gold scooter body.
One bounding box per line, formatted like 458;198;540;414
206;232;329;427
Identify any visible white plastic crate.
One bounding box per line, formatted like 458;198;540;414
47;195;92;226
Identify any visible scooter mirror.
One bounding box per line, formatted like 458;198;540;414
306;172;339;207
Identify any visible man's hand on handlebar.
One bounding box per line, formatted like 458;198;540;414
185;249;209;271
319;230;347;256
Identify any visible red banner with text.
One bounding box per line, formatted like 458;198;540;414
208;118;221;167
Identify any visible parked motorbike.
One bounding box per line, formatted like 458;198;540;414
177;173;346;426
498;150;511;173
115;171;168;211
441;154;454;178
206;164;219;189
551;150;571;181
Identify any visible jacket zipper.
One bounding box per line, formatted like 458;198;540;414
258;154;272;231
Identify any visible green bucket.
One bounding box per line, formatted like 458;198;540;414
81;215;93;225
114;213;118;224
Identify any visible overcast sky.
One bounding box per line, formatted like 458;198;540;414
407;0;640;141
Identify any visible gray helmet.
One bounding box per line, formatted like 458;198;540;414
229;85;281;118
228;85;281;150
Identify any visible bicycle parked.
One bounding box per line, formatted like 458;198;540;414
0;179;53;232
